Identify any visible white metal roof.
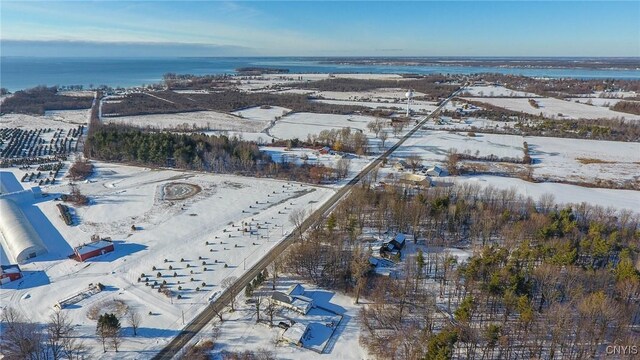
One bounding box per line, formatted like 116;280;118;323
75;240;113;256
0;198;47;263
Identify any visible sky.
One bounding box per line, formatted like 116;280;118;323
1;1;639;57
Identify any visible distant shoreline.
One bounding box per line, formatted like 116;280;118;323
2;57;639;92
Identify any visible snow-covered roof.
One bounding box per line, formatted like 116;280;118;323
0;198;47;264
271;291;292;304
282;322;307;344
74;240;113;256
0;264;21;274
287;283;305;296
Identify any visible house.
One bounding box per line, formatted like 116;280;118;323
399;173;431;187
287;283;305;297
426;165;447;177
389;233;406;250
379;233;407;260
271;290;314;315
0;264;22;284
282;322;308;346
319;146;331;155
74;239;114;262
393;160;409;171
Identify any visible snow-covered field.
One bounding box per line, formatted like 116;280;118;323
0;110;89;130
391;129;640;186
461;85;539;98
270;112;375;140
102;111;267;132
463;97;640;120
453;175;640;213
0;162;335;359
231;106;291;121
312;98;438;113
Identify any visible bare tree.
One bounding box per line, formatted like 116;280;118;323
268;257;282;290
445;148;460;175
289;208;309;240
48;310;74;360
1;307;43;359
335;158;351;179
351;246;371;304
406;153;422;173
221;276;239;311
265;298;277;327
379;130;389;149
367;118;383;137
126;308;142;336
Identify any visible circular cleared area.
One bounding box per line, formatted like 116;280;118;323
162;182;201;201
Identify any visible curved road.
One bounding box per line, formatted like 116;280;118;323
152;87;462;359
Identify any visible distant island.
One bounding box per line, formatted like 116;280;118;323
319;57;640;70
235;67;290;75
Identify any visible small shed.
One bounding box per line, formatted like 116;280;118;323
74;239;114;262
0;264;22;284
282;322;308;346
393;160;409;171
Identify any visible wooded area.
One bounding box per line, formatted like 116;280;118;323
1;86;93;115
280;181;640;359
101;91;369;117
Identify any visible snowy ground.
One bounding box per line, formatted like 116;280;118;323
0;162;336;359
102;111;266;132
231;106;291;121
452;175;640;213
269;112;375;140
461;85;539;98
390;129;640;185
312;98;438;113
211;281;366;360
0;110;89;130
462;97;640;120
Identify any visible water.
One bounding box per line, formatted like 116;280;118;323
2;57;639;92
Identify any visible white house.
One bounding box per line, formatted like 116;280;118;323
426;165;447;177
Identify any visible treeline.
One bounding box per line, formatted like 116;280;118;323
85;124;349;184
163;73;234;90
85;124;270;171
101;90;369;117
469;74;640;97
280;181;639;359
291;76;458;100
1;86;93;115
612;100;640;115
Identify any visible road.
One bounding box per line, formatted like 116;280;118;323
152;87;461;359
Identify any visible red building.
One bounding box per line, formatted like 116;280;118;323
1;264;22;284
74;239;115;262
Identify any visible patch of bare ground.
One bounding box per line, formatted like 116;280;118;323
576;157;616;165
162;182;202;201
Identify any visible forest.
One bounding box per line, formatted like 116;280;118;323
1;86;93;115
467;74;640;98
277;180;640;359
84;124;350;184
290;76;458;101
101;90;369;117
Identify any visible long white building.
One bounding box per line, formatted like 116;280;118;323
0;198;47;263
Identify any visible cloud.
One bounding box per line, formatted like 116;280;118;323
0;39;256;57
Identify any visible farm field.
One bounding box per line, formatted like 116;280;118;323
389;129;640;188
462;96;640;120
0;162;335;359
102;111;263;132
